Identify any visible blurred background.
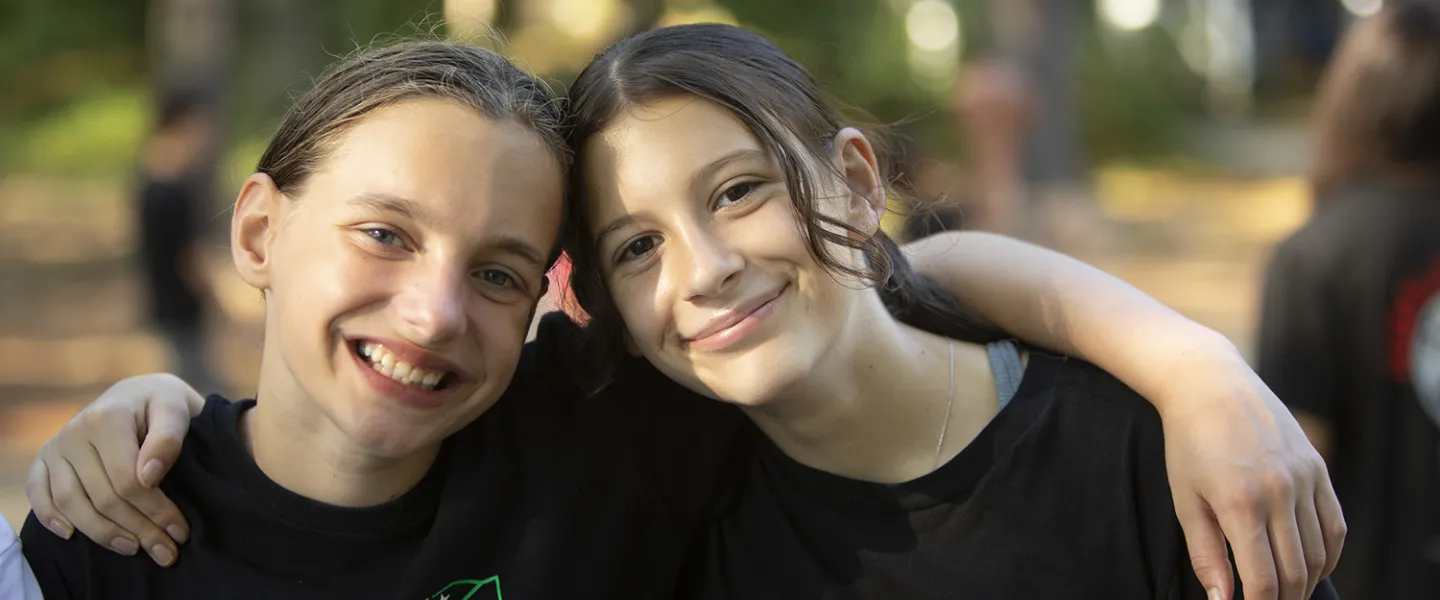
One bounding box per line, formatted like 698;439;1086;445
0;0;1375;527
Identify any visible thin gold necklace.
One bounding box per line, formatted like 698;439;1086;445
932;341;956;472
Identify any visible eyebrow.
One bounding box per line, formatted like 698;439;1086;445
349;193;549;270
595;215;638;253
689;148;771;194
348;193;434;226
593;148;772;251
489;235;550;271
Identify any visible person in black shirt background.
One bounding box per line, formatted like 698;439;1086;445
1258;2;1440;597
136;92;220;393
561;23;1336;600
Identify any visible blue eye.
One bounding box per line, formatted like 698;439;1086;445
365;228;402;246
716;182;758;208
618;235;659;263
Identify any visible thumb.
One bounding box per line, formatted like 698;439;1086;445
136;396;195;488
1176;494;1235;600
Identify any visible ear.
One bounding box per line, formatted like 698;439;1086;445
830;127;886;238
231;173;284;292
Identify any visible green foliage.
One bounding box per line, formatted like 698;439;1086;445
3;88;149;176
0;0;149;118
0;0;1207;176
1077;24;1202;165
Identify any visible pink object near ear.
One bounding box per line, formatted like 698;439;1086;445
546;253;591;324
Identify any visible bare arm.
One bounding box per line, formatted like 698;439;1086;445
904;231;1344;600
904;231;1242;404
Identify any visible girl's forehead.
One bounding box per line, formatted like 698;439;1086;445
300;99;564;240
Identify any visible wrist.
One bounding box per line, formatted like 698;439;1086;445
1137;328;1248;418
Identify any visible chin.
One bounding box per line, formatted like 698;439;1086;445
342;406;450;458
686;359;803;408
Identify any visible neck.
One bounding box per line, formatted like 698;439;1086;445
243;357;439;508
741;292;998;484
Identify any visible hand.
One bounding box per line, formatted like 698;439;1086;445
1158;353;1345;600
25;373;204;567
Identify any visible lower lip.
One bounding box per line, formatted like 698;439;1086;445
686;288;785;353
349;346;454;410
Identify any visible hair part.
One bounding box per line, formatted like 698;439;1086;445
562;23;1002;392
1311;1;1440;198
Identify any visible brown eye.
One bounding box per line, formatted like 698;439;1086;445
618;235;659;263
716;182;758;208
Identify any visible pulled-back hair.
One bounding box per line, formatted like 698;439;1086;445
1312;1;1440;197
257;40;570;199
563;23;1002;392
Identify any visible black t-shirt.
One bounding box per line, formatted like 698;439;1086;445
682;352;1337;599
136;177;203;330
1258;182;1440;599
21;313;753;599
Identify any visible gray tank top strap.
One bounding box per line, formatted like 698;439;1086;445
986;339;1025;410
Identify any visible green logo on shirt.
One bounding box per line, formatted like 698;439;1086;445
425;577;502;600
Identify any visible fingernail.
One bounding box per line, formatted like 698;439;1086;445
47;519;73;540
1207;588;1223;600
166;525;189;544
150;544;175;567
140;460;164;487
110;537;139;555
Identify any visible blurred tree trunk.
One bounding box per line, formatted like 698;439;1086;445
989;0;1081;187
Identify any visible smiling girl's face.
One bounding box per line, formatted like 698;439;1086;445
582;95;885;406
237;97;563;457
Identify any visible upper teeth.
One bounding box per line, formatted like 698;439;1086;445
359;342;446;390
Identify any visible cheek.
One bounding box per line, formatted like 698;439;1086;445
469;300;532;356
609;275;666;348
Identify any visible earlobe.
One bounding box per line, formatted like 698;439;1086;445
231;173;283;291
832;127;887;238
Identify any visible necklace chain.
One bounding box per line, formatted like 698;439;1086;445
932;342;956;472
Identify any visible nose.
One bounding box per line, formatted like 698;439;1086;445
679;228;745;302
395;265;469;346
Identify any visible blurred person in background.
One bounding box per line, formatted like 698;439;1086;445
137;91;220;393
1257;2;1440;597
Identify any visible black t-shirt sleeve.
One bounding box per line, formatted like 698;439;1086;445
1257;235;1341;418
19;513;84;599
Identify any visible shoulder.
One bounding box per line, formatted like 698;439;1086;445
17;513;83;599
1004;352;1165;462
1022;353;1158;422
1;517;43;600
176;395;245;457
1283;186;1440;263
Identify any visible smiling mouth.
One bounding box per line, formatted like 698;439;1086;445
354;341;455;391
684;284;788;350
